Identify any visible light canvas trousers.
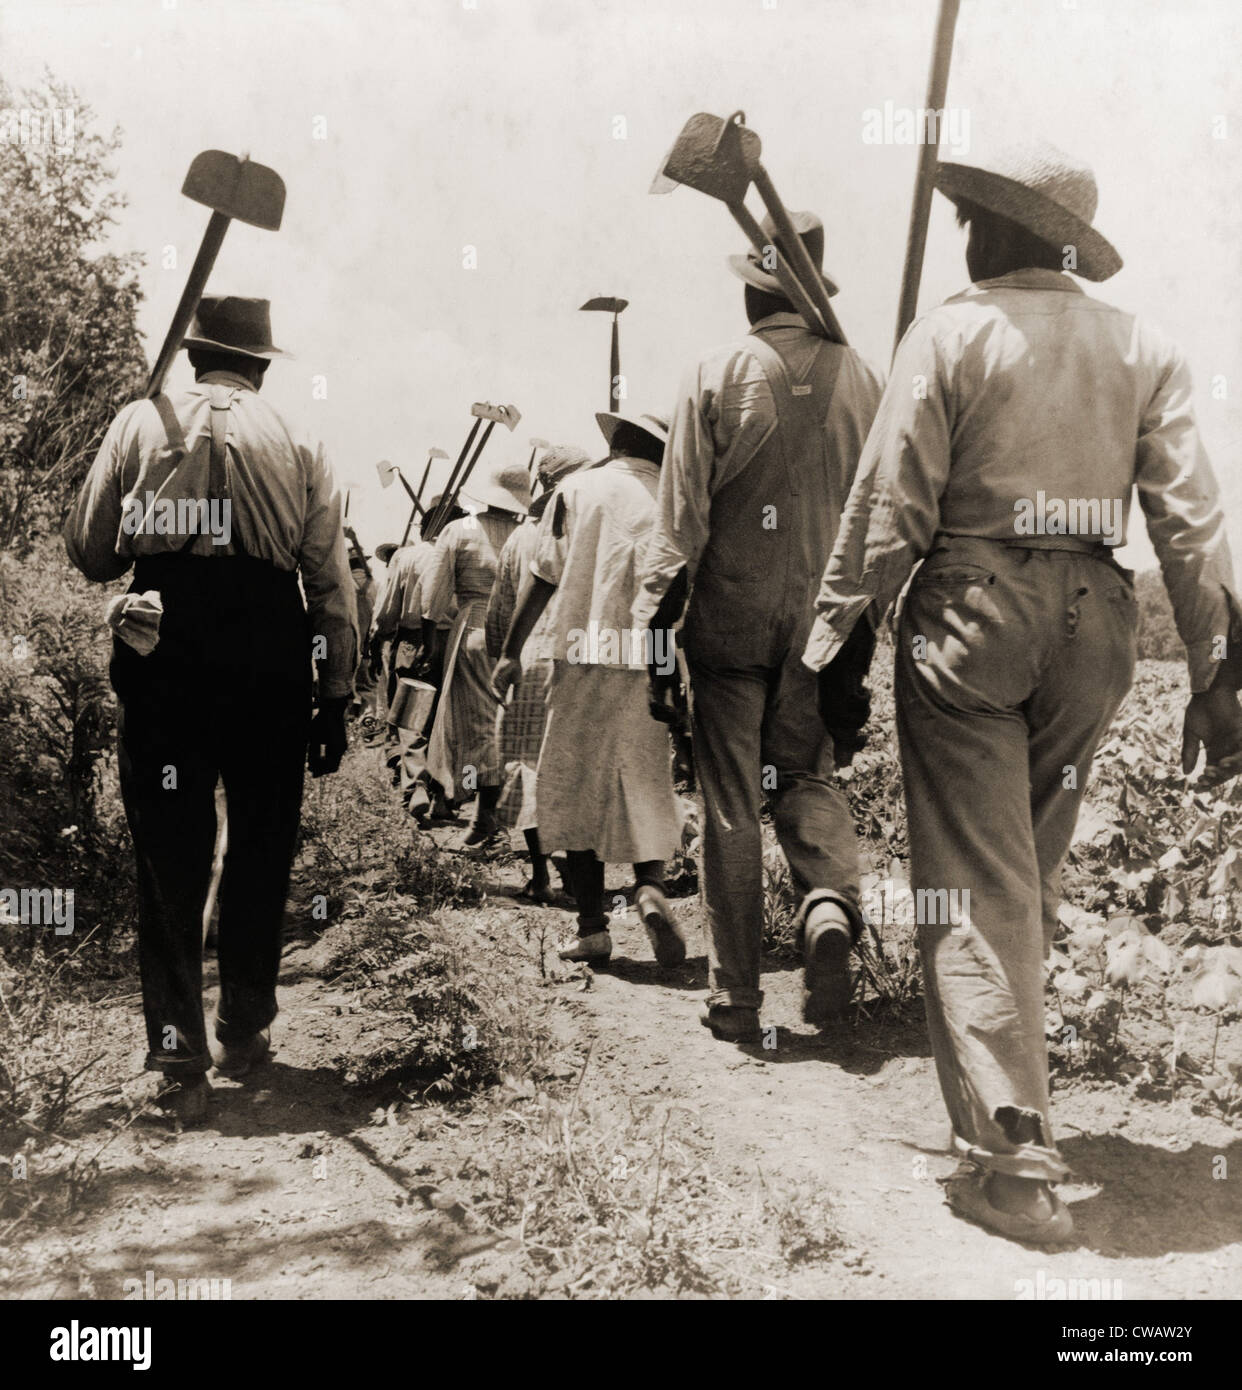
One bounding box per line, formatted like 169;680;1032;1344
895;536;1137;1181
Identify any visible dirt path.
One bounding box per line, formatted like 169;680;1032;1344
5;827;1240;1301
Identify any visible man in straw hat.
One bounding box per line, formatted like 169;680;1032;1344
65;294;357;1124
493;411;685;966
803;139;1242;1242
485;444;592;900
632;212;883;1044
423;461;531;845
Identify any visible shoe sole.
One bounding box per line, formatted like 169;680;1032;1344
803;924;853;1024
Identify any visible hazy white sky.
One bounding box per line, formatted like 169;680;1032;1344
3;0;1239;567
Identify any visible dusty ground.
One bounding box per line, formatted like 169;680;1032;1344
4;816;1239;1301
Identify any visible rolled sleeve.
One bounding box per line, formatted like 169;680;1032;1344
1136;345;1240;692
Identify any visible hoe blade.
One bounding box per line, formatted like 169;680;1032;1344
650;112;760;203
182;149;286;231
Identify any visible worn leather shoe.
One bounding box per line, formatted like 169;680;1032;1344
699;1004;762;1045
636;884;686;967
213;1030;271;1079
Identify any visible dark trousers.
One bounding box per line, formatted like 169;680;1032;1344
114;556;310;1075
564;851;665;932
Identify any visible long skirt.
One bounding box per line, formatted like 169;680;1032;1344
534;663;680;863
427;602;501;800
495;653;552;831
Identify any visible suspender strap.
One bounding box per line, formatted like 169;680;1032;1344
746;332;846;497
207;383;233;505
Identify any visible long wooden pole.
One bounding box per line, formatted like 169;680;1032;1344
892;0;961;359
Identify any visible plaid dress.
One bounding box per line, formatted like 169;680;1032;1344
485;518;553;830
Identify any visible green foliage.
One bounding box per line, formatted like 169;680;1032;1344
0;71;146;549
1135;568;1183;662
0;539;135;950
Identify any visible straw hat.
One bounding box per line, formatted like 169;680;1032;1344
595;409;669;453
461;462;531;515
727;210;839;298
183;295;288;360
374;541;402;564
935;140;1122;282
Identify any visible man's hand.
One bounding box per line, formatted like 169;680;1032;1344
1181;682;1242;785
367;636;385;681
491;657;521;702
308;696;349;778
816;617;876;769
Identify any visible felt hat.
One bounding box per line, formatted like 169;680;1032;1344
727;209;839;298
183;295;288;360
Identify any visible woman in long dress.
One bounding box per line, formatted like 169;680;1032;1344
423;462;530;845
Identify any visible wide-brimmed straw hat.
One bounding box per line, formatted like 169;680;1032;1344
935;140;1122;281
183;295;289;360
461;462;531;515
727;210;839;298
595;409;669;454
374;541;402;564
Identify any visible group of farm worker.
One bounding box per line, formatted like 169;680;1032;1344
65;138;1242;1247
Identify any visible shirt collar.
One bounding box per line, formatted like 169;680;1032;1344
607;454;661;479
198;370;258;392
964;269;1084;296
749;312;810;334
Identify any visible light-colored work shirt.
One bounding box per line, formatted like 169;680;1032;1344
631;313;884;635
533;456;660;669
422;511;519;623
370;541;435;641
63;370;357;698
801;270;1238;692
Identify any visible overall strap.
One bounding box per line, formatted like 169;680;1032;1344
747;331;846;498
207;382;234;506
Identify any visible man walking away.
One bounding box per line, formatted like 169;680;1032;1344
64;295;356;1125
494;411;684;967
633;213;883;1043
803;141;1242;1242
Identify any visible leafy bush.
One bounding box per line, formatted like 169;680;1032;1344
1135;568;1183;662
0;540;135;952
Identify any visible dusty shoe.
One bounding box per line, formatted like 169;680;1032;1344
699;1004;762;1045
154;1073;212;1127
557;931;613;964
213;1030;271;1079
462;815;499;847
407;784;431;823
802;901;855;1024
635;884;686;967
516;878;555;905
944;1168;1074;1245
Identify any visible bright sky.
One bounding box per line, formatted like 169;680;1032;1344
3;0;1239;568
